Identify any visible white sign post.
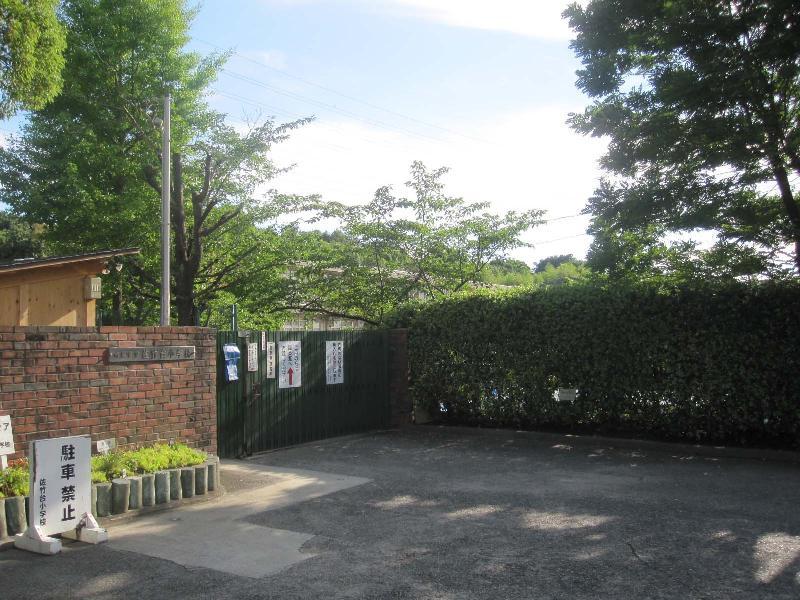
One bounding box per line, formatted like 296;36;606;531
247;342;259;372
265;341;276;378
15;435;107;555
326;341;345;385
278;341;302;388
0;414;14;470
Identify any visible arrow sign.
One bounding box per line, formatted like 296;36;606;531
278;341;301;388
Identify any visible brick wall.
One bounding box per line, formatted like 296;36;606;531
388;329;411;427
0;326;216;459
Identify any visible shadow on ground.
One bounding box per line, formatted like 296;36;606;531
0;426;798;599
242;427;800;599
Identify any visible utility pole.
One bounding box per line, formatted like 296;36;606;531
160;92;171;326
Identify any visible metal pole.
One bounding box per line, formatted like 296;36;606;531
160;92;171;326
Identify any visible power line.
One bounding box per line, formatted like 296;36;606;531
219;68;451;145
212;88;439;156
194;37;492;145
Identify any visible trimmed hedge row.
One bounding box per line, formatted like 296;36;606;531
391;282;800;448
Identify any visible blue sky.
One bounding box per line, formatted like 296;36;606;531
188;0;605;264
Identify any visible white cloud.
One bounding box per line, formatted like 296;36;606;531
267;105;605;264
259;0;578;40
370;0;575;40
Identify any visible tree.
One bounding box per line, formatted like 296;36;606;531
283;162;544;325
534;254;583;273
0;0;66;117
481;258;535;286
0;209;43;260
0;0;306;325
565;0;800;277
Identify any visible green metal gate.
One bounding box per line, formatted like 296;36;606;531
216;330;390;458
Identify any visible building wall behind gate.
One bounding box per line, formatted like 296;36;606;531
0;325;216;459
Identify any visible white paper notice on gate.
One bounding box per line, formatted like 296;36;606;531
247;343;259;372
264;341;276;378
30;435;92;536
326;341;344;384
278;341;301;388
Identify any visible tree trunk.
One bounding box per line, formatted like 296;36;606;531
771;163;800;273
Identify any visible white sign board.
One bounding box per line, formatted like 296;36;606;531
96;438;116;455
326;341;345;385
247;343;259;372
261;331;266;351
278;341;302;388
0;415;14;455
265;342;276;378
30;435;92;536
556;388;578;403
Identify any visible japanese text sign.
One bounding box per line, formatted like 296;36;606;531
30;435;92;536
265;342;276;378
247;343;259;372
0;415;13;455
325;341;344;385
278;341;302;388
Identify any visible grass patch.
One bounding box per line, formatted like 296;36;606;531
91;443;207;483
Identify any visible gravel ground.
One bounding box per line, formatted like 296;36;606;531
1;426;798;599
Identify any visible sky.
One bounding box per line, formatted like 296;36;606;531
189;0;605;265
1;0;605;266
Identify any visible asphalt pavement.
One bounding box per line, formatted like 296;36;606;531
1;426;798;599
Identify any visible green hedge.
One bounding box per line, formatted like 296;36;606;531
392;282;800;448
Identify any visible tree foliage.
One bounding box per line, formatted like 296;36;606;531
0;0;306;325
0;208;43;260
565;0;800;277
392;281;800;448
0;0;65;117
284;162;544;325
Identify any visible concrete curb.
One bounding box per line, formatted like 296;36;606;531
142;474;155;507
179;467;195;498
169;469;182;501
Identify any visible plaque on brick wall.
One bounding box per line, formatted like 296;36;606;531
107;346;196;363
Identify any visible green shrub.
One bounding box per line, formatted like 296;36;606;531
90;443;207;483
0;459;30;497
91;450;136;483
393;280;800;448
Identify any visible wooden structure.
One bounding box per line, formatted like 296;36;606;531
0;248;139;327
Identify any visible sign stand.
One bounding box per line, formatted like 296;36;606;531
61;513;108;544
14;524;62;555
14;435;108;556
